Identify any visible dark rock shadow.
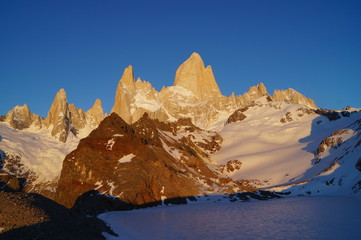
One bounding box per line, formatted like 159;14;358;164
0;189;282;239
0;191;117;240
71;189;283;215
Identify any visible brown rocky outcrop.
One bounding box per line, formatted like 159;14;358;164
0;170;23;192
316;129;352;157
217;160;242;174
55;113;248;209
314;129;354;165
56;113;211;208
226;107;248;124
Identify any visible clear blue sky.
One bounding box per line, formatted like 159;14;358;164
1;0;360;118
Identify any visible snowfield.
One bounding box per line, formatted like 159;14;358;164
0;122;80;184
212;100;361;191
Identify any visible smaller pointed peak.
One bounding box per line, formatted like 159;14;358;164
86;98;104;124
14;104;29;111
190;52;201;58
120;65;135;89
9;104;30;114
55;88;67;101
93;98;102;106
89;98;103;111
58;88;66;95
124;65;133;73
187;52;204;63
247;83;268;96
257;82;268;94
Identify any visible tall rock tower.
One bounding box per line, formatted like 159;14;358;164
111;65;136;123
174;52;221;101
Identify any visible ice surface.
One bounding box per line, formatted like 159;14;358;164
99;197;361;240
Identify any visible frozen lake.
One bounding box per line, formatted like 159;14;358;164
99;197;361;240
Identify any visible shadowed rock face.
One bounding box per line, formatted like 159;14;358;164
0;191;116;239
55;113;226;208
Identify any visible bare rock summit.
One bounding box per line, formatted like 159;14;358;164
5;104;42;130
174;52;221;100
273;88;316;109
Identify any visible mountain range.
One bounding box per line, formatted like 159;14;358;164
1;52;360;216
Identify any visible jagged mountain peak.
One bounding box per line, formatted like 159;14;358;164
273;88;317;108
56;88;67;98
5;104;42;130
91;98;102;109
86;99;105;127
174;52;221;100
245;82;268;97
44;88;68;128
111;65;138;121
119;65;135;90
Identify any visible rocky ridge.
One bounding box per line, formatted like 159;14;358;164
55;112;256;209
4;89;104;143
3;52;316;138
110;52;316;129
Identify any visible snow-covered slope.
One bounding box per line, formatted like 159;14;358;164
0;122;81;194
273;118;361;196
212;97;361;195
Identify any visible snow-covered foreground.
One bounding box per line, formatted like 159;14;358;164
99;197;361;240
